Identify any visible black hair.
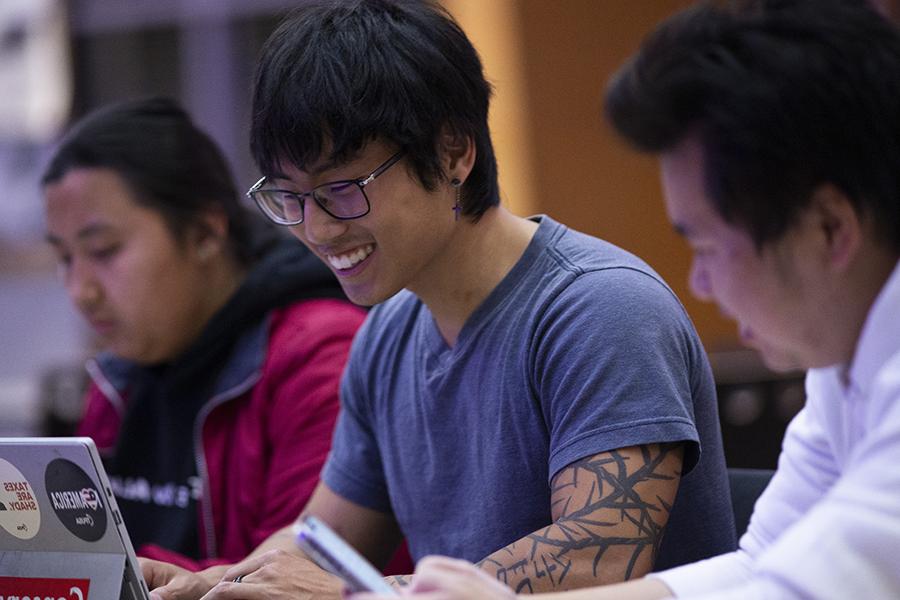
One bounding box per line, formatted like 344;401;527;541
250;0;499;220
605;0;900;252
42;97;255;264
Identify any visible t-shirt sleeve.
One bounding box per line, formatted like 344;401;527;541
535;268;704;480
321;314;394;513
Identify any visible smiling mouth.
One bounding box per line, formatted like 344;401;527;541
326;244;374;270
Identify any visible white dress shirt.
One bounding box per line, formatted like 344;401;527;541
654;260;900;599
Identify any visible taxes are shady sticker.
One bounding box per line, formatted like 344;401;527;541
0;458;41;540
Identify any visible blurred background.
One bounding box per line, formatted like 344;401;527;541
0;0;805;468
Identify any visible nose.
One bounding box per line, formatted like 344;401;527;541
64;258;102;311
291;198;349;246
688;258;713;302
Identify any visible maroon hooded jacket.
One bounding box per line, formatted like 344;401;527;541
78;298;365;570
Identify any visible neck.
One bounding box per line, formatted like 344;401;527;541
206;255;247;318
408;207;539;346
178;255;248;354
829;248;899;369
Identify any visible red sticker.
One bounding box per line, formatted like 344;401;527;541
0;576;90;600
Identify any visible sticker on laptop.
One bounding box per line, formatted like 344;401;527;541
0;576;90;600
0;457;41;540
44;458;107;542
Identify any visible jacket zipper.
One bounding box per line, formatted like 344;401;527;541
86;358;126;418
193;369;262;558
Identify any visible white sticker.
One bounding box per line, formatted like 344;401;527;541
0;457;41;539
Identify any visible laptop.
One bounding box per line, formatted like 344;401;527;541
0;437;151;599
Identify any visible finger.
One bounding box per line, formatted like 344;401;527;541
220;549;287;581
148;580;190;600
415;556;474;576
351;593;443;600
413;556;488;591
199;581;241;600
200;581;274;600
406;567;473;594
147;585;177;600
140;558;169;589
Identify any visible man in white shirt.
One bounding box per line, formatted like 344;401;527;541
354;0;900;598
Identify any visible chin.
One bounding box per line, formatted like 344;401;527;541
758;349;807;374
341;282;395;308
114;348;152;364
340;292;380;308
110;341;162;365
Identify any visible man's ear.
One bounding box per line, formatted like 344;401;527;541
439;127;476;183
191;208;230;262
808;183;862;271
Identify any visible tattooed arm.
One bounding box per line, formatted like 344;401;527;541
477;443;684;594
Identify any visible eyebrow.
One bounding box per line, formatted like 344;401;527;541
268;157;358;183
45;223;114;246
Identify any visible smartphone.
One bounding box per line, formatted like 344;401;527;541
294;515;399;595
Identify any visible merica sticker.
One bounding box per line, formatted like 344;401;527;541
44;458;107;542
0;457;41;540
0;576;90;600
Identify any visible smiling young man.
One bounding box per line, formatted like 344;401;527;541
349;1;900;599
142;1;735;598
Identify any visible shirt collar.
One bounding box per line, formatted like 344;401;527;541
846;259;900;397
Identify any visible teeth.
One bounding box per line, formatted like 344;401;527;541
327;244;374;271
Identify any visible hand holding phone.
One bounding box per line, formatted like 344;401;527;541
294;515;399;595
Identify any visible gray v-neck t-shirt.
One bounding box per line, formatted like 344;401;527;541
323;215;735;570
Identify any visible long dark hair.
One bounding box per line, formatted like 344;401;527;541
43;97;256;264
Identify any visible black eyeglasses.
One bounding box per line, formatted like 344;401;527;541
246;151;405;225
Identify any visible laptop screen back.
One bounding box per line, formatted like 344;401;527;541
0;437;150;599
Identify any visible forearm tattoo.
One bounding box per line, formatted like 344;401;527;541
478;443;683;593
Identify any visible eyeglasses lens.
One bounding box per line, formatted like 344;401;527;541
259;182;370;224
315;182;368;218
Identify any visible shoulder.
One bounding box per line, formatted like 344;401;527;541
533;216;684;314
541;262;692;340
529;227;704;369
